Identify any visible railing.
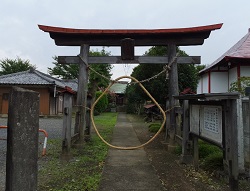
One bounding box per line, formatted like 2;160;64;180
0;126;48;156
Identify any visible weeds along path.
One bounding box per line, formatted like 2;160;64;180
128;114;232;191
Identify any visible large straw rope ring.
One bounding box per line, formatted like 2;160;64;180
90;76;166;150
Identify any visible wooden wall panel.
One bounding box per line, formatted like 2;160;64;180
0;86;50;115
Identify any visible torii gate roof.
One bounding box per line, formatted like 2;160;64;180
38;23;222;46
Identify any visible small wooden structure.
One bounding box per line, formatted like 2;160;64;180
0;68;77;115
176;93;244;190
39;23;222;146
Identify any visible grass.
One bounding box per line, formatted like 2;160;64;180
148;123;161;133
198;140;223;171
174;140;223;171
38;112;117;191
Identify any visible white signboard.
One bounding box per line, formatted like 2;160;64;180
190;105;222;145
203;107;220;134
190;105;200;135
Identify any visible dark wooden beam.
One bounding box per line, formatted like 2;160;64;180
58;56;200;64
53;37;205;46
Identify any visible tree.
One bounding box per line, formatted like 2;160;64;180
126;46;201;113
0;57;36;75
229;76;250;96
48;48;113;100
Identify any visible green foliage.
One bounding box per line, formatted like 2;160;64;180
198;141;221;159
199;141;223;171
0;56;36;75
48;48;113;99
48;56;79;79
174;140;223;171
126;46;199;113
94;91;108;114
38;112;117;191
174;145;182;155
148;123;161;133
201;152;223;171
229;76;250;96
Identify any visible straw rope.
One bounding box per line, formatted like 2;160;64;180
90;75;169;150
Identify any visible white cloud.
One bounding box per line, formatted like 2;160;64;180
0;0;250;77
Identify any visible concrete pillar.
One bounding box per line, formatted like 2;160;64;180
6;87;39;191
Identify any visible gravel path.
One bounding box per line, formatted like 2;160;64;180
0;117;69;191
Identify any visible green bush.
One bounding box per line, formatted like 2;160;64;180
229;76;250;96
174;145;182;155
148;123;161;133
199;141;223;171
174;140;223;171
198;141;221;159
95;91;108;113
200;151;223;171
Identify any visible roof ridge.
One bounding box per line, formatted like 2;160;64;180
200;30;250;73
33;70;65;87
0;70;29;79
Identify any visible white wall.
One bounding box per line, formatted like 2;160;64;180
211;72;228;93
197;79;202;94
240;66;250;77
202;73;209;93
228;67;237;87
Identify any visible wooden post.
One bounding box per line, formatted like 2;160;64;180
84;95;92;142
6;87;39;191
167;44;179;151
61;92;72;158
165;100;170;141
225;99;239;191
193;136;199;170
74;44;89;143
180;100;193;164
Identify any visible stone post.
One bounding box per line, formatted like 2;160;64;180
5;87;39;191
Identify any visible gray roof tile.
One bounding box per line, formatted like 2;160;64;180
0;69;78;93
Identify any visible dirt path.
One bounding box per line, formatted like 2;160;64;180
128;114;245;191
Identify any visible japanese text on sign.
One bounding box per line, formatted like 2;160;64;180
204;107;219;134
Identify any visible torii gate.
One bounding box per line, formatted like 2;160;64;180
39;23;222;148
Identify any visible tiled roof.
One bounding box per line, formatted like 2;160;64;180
0;69;78;93
110;81;128;94
63;79;78;92
200;28;250;73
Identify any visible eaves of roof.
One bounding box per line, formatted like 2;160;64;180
38;24;223;35
0;69;77;93
38;23;223;46
109;82;128;94
200;29;250;74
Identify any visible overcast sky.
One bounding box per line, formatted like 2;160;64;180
0;0;250;79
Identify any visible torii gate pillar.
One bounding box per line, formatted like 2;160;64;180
167;44;179;150
74;44;89;143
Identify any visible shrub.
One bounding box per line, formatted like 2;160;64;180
95;91;108;113
198;141;221;159
200;151;223;171
229;76;250;96
174;140;223;171
199;141;223;171
148;123;161;133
